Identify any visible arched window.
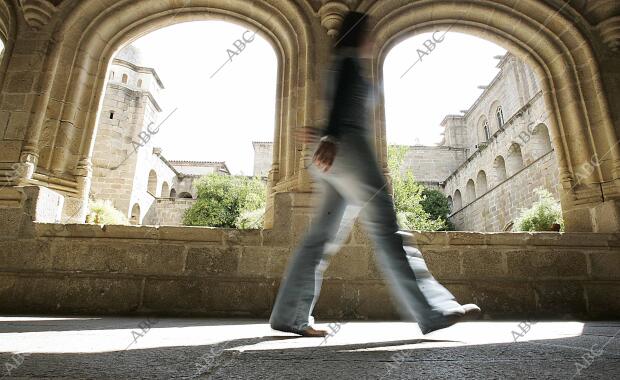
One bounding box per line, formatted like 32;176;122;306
137;79;142;88
453;190;463;211
122;73;128;84
447;196;453;213
170;188;177;198
496;106;505;129
506;143;525;176
483;121;491;141
178;192;193;199
109;71;115;80
494;155;507;184
147;170;158;196
465;179;476;204
161;182;170;198
477;170;488;194
130;204;140;225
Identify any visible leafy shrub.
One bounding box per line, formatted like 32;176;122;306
86;199;129;225
387;145;452;231
183;174;266;228
235;207;266;229
514;188;564;231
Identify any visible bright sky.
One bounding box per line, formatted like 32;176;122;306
129;22;506;175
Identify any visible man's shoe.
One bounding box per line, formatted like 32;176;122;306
420;303;481;335
271;323;329;337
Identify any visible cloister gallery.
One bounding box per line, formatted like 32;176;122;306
0;0;619;323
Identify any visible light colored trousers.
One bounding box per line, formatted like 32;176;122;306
269;132;462;333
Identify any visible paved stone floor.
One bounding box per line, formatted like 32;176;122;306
0;316;618;379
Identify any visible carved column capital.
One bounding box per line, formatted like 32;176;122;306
318;1;350;38
19;0;57;31
598;16;620;51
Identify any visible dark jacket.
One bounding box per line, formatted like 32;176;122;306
321;47;373;141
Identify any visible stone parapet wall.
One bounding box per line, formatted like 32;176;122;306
0;201;618;320
142;198;195;226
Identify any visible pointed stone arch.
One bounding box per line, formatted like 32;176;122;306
21;0;317;228
367;0;620;231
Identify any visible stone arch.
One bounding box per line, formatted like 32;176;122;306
170;188;177;198
130;203;140;225
178;192;193;199
161;182;169;198
506;143;525;176
0;0;17;96
494;155;508;184
370;0;620;231
147;170;157;196
465;179;476;204
530;123;553;158
447;195;453;213
477;170;488;194
24;0;315;228
453;190;462;211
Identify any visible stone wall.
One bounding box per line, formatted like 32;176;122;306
0;190;618;320
450;151;560;231
399;146;468;184
142;198;195;226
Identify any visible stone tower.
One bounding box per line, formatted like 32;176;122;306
90;44;165;223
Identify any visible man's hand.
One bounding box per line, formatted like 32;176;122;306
313;141;338;172
295;126;320;144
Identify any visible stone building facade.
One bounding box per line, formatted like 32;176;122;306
409;53;559;231
90;45;230;225
253;53;558;232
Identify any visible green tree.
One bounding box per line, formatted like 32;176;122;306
183;174;266;228
421;188;455;231
387;145;450;231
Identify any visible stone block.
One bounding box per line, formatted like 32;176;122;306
0;240;52;271
529;232;611;247
185;246;240;275
588;251;620;279
238;246;270;277
461;249;506;278
222;229;262;246
450;281;537;318
142;278;273;317
585;284;620;319
423;249;462;279
505;249;588;279
447;232;486;245
158;226;223;243
267;247;291;277
0;207;25;240
533;282;587;318
324;245;370;280
0;140;22;162
0;274;142;314
49;240;185;275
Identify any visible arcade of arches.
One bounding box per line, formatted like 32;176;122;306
0;0;619;320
